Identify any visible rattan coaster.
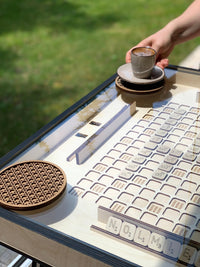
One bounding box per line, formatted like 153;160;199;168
115;76;164;94
0;160;67;210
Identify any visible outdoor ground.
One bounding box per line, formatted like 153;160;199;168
0;0;199;157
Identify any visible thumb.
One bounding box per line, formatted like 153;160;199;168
125;47;133;63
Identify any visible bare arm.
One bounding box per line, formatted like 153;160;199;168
126;0;200;68
165;0;200;46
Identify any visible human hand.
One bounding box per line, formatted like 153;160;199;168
125;29;175;69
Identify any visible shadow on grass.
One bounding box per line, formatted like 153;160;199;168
0;47;19;73
0;0;121;34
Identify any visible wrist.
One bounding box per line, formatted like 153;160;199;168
163;20;181;45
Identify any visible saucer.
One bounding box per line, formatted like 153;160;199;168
117;63;164;84
115;76;164;94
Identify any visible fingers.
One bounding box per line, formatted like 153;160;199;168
125;38;156;63
125;47;133;63
156;58;169;69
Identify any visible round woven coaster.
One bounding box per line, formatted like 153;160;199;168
0;160;67;210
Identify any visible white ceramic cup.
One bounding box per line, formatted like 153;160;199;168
131;46;156;79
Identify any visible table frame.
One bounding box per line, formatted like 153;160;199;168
1;65;200;267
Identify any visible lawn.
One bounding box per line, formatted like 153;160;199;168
0;0;198;158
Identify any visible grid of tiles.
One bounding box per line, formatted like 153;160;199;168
70;101;200;261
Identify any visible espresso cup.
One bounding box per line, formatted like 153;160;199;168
131;46;156;79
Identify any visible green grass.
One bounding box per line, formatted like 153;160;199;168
0;0;199;158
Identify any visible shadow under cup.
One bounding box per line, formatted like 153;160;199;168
131;47;157;79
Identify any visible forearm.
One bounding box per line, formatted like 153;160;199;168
125;0;200;67
164;0;200;45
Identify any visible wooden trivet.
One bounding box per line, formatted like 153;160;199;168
0;160;67;210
